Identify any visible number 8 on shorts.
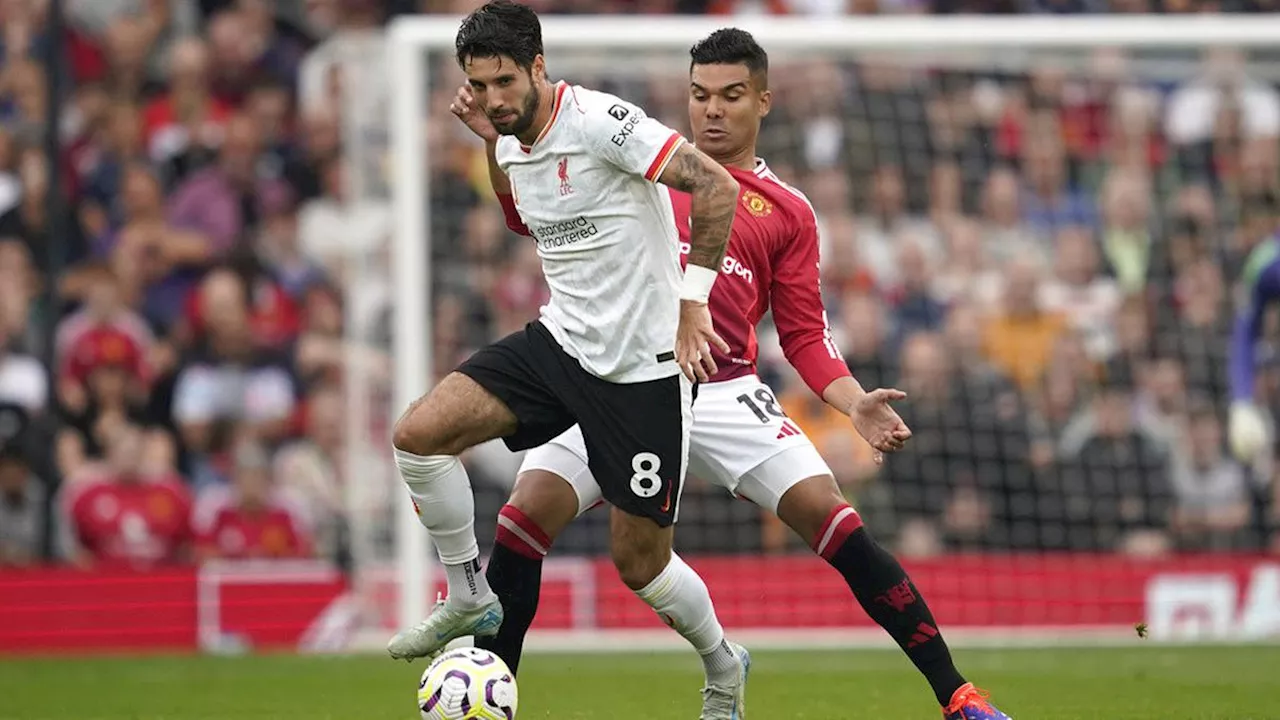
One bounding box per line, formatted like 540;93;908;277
630;452;663;498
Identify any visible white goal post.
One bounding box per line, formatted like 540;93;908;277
384;14;1280;646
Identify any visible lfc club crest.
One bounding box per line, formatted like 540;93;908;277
557;157;573;196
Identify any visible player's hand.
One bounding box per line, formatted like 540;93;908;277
676;300;730;383
449;85;498;143
1229;400;1270;461
849;388;912;464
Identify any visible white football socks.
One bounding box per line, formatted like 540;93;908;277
634;553;740;685
394;449;494;608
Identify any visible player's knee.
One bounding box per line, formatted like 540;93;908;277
392;404;447;457
609;514;673;590
612;545;670;590
776;474;849;547
394;373;516;457
508;471;578;542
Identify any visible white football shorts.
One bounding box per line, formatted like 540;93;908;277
517;374;833;515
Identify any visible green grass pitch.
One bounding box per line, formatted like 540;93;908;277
3;646;1279;719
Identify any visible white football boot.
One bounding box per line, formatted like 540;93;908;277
699;641;751;720
387;593;504;661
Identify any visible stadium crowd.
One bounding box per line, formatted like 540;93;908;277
0;0;1278;572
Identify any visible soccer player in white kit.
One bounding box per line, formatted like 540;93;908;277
388;3;756;716
474;29;1014;720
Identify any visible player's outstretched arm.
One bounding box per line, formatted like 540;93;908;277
656;144;737;381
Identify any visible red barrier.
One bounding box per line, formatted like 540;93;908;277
1;554;1277;654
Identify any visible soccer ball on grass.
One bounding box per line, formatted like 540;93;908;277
418;647;518;720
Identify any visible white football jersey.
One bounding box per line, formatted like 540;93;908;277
496;82;686;383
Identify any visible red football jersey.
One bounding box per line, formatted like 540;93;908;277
195;492;311;560
67;475;192;569
670;160;849;396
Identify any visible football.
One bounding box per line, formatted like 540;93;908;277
417;647;519;720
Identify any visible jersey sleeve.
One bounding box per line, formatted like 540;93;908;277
1230;247;1280;401
770;205;851;398
496;193;531;236
580;95;685;183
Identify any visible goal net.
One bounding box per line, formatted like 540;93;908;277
330;15;1280;651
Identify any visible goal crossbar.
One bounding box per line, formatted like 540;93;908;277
390;15;1280;50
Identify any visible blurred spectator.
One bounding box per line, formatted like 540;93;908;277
980;167;1040;266
297;155;390;287
1056;363;1171;553
1031;332;1094;452
54;266;160;478
167;113;290;255
888;237;946;337
273;383;345;558
1166;49;1280;184
1040;225;1122;361
0;58;46;144
855;164;940;290
236;0;312;94
1169;398;1252;550
982;252;1067;390
0;144;89;278
194;440;311;560
1020;109;1098;238
60;421;191;569
931;218;1004;312
1097;168;1154;295
837;291;897;392
171;268;296;462
1156;256;1231;400
103;164;211;327
143;37;229;175
75;99;143;235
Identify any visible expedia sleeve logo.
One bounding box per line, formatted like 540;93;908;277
610;106;643;147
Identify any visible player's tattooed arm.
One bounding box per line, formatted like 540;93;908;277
657;143;739;269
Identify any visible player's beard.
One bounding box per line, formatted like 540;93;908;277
490;84;540;137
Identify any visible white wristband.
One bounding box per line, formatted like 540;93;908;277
680;264;719;303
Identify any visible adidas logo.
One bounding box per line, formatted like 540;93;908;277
775;421;801;440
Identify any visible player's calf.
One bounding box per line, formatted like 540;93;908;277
778;478;968;708
475;470;580;673
612;512;745;714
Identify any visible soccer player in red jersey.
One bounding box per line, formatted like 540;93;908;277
477;28;1011;720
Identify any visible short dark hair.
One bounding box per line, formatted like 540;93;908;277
689;28;768;86
455;1;543;71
